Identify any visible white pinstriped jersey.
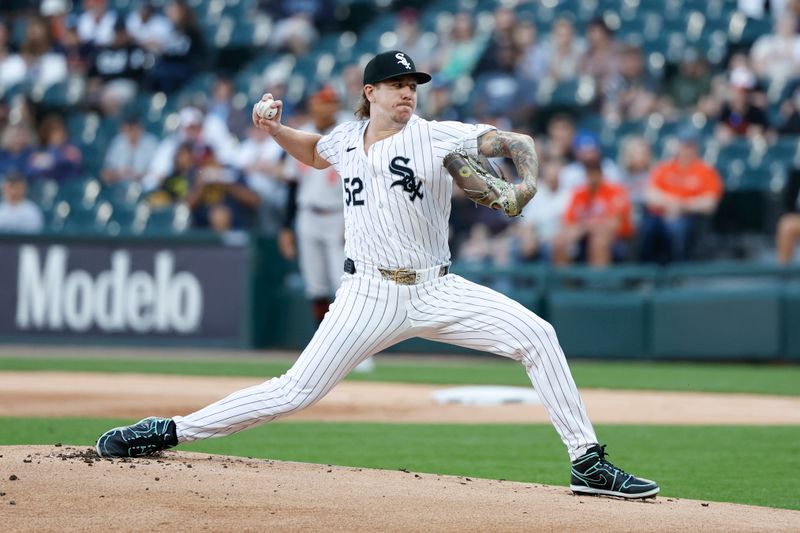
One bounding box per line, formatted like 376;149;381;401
316;115;494;270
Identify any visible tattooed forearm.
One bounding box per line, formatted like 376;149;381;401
478;130;539;206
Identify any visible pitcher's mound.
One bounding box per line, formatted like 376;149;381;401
1;445;797;532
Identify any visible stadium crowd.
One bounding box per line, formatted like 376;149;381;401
1;0;800;267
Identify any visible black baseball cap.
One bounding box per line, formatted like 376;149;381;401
363;50;432;85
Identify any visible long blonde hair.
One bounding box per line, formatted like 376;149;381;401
355;91;370;119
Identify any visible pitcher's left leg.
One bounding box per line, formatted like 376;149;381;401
412;275;597;460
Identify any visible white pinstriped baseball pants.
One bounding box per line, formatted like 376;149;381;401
174;270;598;460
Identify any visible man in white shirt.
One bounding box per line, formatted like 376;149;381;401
102;114;159;185
0;172;44;233
77;0;117;47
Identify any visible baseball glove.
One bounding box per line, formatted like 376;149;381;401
443;150;522;217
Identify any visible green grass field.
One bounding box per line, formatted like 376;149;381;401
2;355;798;511
1;355;799;395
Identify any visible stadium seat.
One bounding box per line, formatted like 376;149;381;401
537;76;597;110
106;203;149;235
143;204;192;235
54;177;101;210
43;200;71;232
61;201;113;234
98;181;143;208
727;12;772;46
27;179;59;211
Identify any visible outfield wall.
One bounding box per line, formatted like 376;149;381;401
1;234;799;361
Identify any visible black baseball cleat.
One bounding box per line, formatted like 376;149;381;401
96;417;179;458
570;444;660;499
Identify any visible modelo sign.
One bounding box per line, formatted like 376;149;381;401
17;245;202;333
0;242;248;344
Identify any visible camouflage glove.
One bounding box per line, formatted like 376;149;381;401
443;150;522;217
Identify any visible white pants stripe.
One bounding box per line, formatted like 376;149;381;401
175;273;597;460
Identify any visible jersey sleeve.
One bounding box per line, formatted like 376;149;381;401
431;120;496;156
315;122;353;169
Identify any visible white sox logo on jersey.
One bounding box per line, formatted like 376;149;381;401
395;53;412;70
389;156;423;201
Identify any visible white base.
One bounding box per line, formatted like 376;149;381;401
431;386;540;406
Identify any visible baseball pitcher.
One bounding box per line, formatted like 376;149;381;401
96;50;658;499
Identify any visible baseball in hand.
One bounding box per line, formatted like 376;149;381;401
255;99;277;120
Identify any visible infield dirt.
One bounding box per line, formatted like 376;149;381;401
1;445;799;532
1;371;799;424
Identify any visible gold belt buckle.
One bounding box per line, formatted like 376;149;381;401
379;267;417;285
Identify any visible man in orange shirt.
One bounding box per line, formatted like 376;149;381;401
641;127;723;263
553;132;634;267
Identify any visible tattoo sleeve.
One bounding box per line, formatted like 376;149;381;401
477;130;539;207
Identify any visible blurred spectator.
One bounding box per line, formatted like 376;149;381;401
776;85;800;134
667;48;712;112
640;128;724;263
236;124;288;235
61;14;92;76
434;12;485;82
0;171;44;233
618;135;654;211
0;96;8;133
750;16;800;82
515;157;570;262
340;64;364;115
26;115;82;183
540;113;577;161
457;223;493;264
541;18;586;83
264;0;333;56
559;131;622;192
580;17;621;92
419;79;460;121
77;0;117;48
384;8;431;74
777;165;800;264
40;0;71;43
101;114;159;185
207;76;250;140
20;15;67;91
143;106;234;191
552;154;634;268
473;6;519;76
0;19;26;90
0;123;36;176
87;19;150;116
605;43;661;121
149;0;204;94
715;66;770;142
514;20;548;85
147;141;195;206
185;143;260;232
126;0;173;54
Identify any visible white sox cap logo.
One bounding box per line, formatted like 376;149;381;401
395;53;412;70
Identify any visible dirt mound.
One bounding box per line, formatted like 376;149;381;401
1;446;798;532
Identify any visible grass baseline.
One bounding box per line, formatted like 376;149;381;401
2;417;798;511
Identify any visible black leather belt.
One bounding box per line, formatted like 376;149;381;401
344;258;449;285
